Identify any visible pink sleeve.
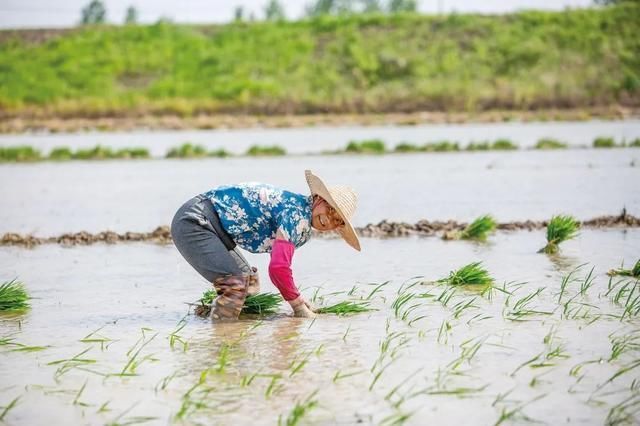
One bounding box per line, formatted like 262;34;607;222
268;239;300;301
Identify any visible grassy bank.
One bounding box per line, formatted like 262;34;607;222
0;5;638;121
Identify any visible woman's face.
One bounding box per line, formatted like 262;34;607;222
311;197;345;232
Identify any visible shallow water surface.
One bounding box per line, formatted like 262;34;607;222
0;149;639;235
1;230;639;425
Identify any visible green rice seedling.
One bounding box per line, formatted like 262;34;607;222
421;140;460;152
114;147;150;159
265;374;284;398
120;332;158;376
448;337;486;370
630;138;640;148
315;300;373;315
48;347;98;380
505;287;553;321
579;266;597;296
593;136;616;148
379;411;414;426
0;396;20;421
466;141;491;151
246;145;286;156
166;143;208;158
0;280;30;312
277;390;318;426
452;297;479;319
345;139;386;154
437;262;495;289
108;402;158;426
49;146;74;161
539;215;579;254
605;394;640;426
168;319;188;352
332;369;365;383
609;332;640;361
459;215;497;241
242;293;282;314
608;259;640;278
491;139;518;150
365;280;391;301
72;380;90;407
534;138;567;150
208;148;231;158
80;325;116;351
73;145;115;160
0;146;41;162
393;143;421;153
494;394;546;426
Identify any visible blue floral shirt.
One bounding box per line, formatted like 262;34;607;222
202;183;313;253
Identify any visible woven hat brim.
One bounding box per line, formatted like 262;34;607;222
305;170;361;251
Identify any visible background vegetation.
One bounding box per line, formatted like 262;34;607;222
0;4;638;118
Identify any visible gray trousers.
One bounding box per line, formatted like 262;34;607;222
171;195;251;282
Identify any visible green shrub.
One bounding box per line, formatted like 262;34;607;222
629;138;640;147
0;146;42;162
166;143;208;158
535;138;568;149
491;139;518;150
345;139;386;154
246;145;286;156
421;141;460;152
48;146;73;161
593;137;616;148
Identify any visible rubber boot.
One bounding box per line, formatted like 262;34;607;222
211;275;249;320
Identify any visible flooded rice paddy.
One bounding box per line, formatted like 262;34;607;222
1;120;640;425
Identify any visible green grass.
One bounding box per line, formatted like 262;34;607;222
315;301;374;315
459;215;497;241
345;139;386;154
246;145;286;156
539;215;580;254
1;5;638;117
437;262;495;288
593;136;616;148
608;259;640;278
535;138;568;149
0;146;41;162
0;279;30;312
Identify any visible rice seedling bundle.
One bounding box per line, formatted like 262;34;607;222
49;147;74;161
593;137;616;148
608;259;640;278
630;138;640;148
535;138;567;150
0;280;30;312
166;143;208;158
246;145;287;156
491;139;518;150
393;143;421;153
539;215;580;254
194;290;282;317
459;215;497;241
345;139;386;154
422;141;460;152
315;300;373;315
437;262;495;288
0;146;42;162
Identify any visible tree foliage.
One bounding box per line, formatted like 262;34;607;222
265;0;286;21
125;6;138;24
80;0;107;25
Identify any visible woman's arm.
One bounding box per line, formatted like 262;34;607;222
269;233;315;317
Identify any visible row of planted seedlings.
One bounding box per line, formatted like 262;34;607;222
2;256;639;424
340;136;640;154
2;134;640;163
0;143;288;162
2;217;639;423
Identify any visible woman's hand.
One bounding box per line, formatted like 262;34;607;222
289;296;316;318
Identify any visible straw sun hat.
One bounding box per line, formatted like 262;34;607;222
305;170;361;251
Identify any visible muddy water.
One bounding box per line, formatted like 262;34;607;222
1;230;639;425
1;120;640;156
1;149;639;236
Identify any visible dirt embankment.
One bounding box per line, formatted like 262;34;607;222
0;107;636;134
2;212;638;248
